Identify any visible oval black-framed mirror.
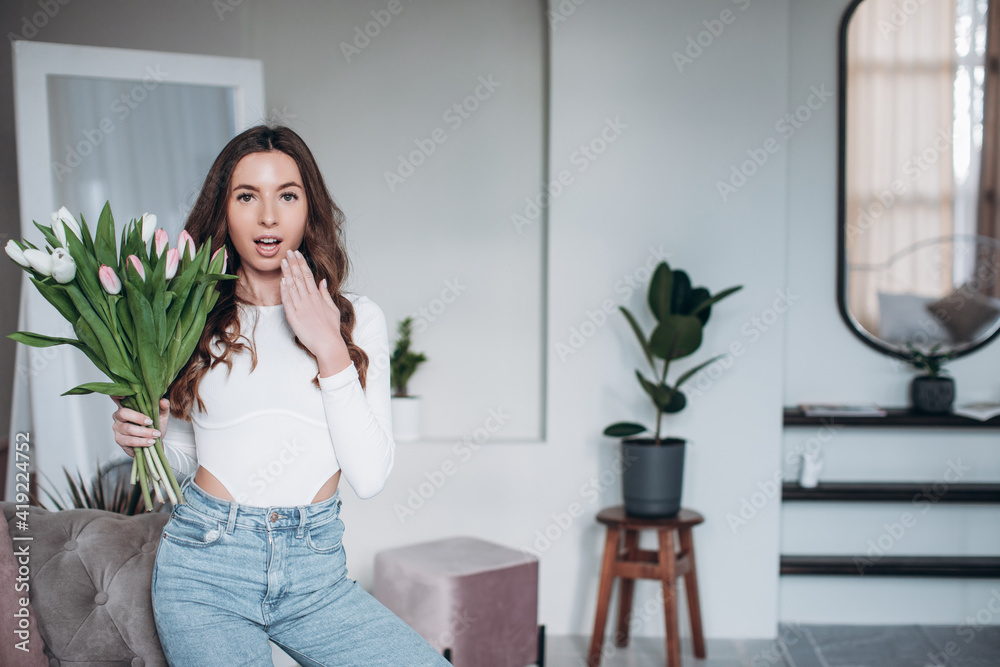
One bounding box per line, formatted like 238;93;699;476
836;0;1000;360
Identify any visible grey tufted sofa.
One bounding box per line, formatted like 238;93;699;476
0;502;169;666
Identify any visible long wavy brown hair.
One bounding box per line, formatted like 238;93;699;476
167;125;368;420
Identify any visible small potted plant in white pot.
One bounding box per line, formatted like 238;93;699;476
390;316;428;441
604;261;741;517
904;342;957;414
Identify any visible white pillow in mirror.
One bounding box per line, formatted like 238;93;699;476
876;291;951;344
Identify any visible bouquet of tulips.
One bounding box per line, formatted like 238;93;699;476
5;202;235;510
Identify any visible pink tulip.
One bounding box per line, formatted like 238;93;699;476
99;265;122;295
178;230;196;262
164;248;180;280
212;246;228;273
154;228;169;257
127;254;145;281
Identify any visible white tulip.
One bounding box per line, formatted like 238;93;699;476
22;248;52;276
51;206;82;247
49;248;76;284
140;212;157;243
5;240;30;268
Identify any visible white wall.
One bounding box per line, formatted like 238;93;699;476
782;0;1000;624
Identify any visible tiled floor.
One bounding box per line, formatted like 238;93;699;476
273;625;1000;666
543;625;1000;666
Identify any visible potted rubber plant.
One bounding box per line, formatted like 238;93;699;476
604;261;742;517
390;316;428;441
904;342;957;414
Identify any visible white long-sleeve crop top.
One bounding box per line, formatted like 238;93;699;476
160;293;395;506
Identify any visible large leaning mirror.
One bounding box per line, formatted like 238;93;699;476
838;0;1000;359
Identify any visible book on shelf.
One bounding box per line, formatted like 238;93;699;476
797;403;887;417
952;402;1000;422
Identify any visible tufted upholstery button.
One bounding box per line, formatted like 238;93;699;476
49;658;59;666
131;657;144;667
63;540;77;551
94;591;109;605
270;512;279;522
141;541;156;553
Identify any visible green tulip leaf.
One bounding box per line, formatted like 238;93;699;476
7;331;76;348
94;201;119;269
31;220;60;251
29;277;78;323
62;381;136;397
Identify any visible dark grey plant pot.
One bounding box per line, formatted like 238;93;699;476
910;375;954;414
621;437;686;518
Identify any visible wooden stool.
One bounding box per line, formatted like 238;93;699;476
587;506;705;667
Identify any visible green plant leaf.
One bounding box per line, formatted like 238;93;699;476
619;306;654;371
603;422;648;437
670;270;691;315
649;315;703;360
689;285;743;318
62;381;135;396
661;389;686;413
636;370;674;411
647;262;673;321
673;354;726;389
686;287;712;324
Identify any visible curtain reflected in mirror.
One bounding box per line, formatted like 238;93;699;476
840;0;1000;356
47;75;236;240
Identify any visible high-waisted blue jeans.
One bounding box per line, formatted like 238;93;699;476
151;476;450;667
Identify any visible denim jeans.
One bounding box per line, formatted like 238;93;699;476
151;476;451;667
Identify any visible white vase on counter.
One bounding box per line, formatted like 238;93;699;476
799;450;824;488
391;396;422;442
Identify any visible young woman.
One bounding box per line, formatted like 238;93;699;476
110;125;450;667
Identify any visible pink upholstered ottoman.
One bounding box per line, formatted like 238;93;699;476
374;536;542;667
